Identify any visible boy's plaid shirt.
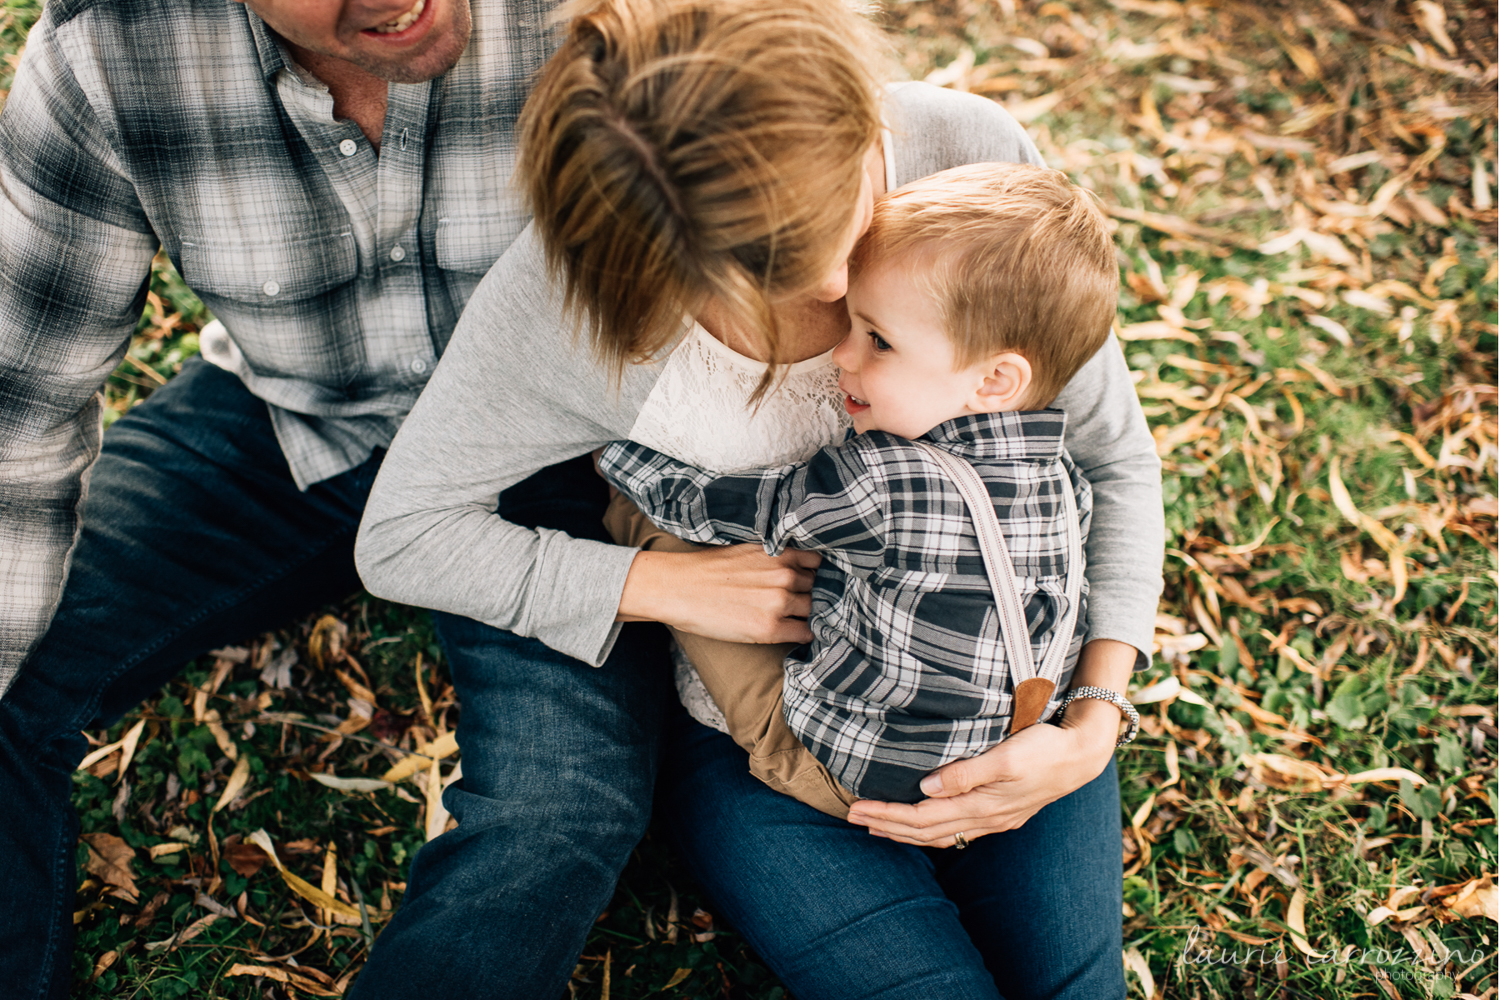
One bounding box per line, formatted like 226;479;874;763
0;0;556;685
599;410;1093;802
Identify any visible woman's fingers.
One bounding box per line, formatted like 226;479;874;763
623;544;824;643
916;741;1020;798
847;794;1036;846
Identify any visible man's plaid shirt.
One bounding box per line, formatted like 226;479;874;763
600;410;1093;802
0;0;557;685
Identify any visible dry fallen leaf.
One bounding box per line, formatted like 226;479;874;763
225;963;343;997
381;730;460;784
223;841;271;877
81;833;138;903
247;829;361;920
1122;946;1157;998
1247;753;1330;792
213;755;251;814
1285;887;1320;957
310;773;393;794
88;950;118;985
1444;877;1498;922
147;842;190;860
307;614;348;670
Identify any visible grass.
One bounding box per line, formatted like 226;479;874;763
0;0;1492;997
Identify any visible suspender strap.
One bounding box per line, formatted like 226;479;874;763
913;442;1083;734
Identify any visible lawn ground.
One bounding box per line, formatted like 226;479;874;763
1;0;1494;996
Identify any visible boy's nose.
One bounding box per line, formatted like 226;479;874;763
831;331;858;371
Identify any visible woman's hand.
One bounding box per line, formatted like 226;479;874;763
617;545;822;644
844;639;1137;848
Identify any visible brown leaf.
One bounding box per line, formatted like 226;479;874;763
307;614;348;670
225;842;271;877
81;833;138;903
1247;753;1329;793
88;950;118;984
1444;877;1498;922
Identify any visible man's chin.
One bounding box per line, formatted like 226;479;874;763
355;3;472;83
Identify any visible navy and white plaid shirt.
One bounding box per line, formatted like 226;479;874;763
600;410;1093;802
0;0;557;684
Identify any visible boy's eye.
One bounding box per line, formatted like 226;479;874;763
868;331;891;352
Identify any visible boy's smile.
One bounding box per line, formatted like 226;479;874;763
833;258;1028;440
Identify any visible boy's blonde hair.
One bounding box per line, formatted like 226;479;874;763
518;0;887;389
850;162;1119;406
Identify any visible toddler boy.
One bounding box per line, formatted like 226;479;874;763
599;162;1120;811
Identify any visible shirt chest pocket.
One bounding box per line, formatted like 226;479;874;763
177;231;358;306
433;213;528;276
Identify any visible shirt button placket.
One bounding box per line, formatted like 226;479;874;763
339;138;358;157
389;245;406;262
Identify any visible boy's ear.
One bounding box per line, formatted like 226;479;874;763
970;352;1033;413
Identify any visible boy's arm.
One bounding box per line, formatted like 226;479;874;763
597;439;887;559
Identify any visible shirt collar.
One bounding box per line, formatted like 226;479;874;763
919;409;1068;461
243;8;291;81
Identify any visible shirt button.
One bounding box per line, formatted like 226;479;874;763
409;357;428;374
389;245;406;262
339;139;357;157
262;280;280;297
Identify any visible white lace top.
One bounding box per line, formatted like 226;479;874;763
626;323;852;731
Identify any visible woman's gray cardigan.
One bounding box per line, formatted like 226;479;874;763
355;82;1165;670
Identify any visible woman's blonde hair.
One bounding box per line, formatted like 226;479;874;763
518;0;887;382
851;163;1119;406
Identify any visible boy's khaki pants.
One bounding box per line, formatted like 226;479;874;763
603;493;858;819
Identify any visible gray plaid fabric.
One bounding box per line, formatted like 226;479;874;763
599;410;1093;802
0;0;557;685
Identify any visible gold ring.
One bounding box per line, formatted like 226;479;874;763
954;831;969;850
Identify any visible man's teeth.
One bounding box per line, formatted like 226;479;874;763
849;394;868;405
373;0;424;33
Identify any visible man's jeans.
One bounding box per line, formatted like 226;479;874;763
0;359;673;999
661;713;1128;1000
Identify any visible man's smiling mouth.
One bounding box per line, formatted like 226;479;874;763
370;0;425;34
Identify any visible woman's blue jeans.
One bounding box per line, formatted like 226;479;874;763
0;358;1126;999
659;713;1127;1000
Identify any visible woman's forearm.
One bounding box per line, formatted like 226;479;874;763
1055;638;1138;758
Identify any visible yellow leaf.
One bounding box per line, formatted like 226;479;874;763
1130;792;1156;831
380;730;460;784
423;758;448;843
203;710;239;762
224;963;342;997
147;842;190;860
1248;753;1329;792
115;719;147;785
1344;768;1429;787
1286;887;1320;957
1328;457;1407;603
1445;877;1498;922
1122;946;1156;998
663;968;693;990
247;829;362;921
415;651;433;725
213;755;251;815
1129;677;1181;705
306;614;348;670
1163;741;1180;788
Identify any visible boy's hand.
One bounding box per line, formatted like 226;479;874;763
617;544;822;644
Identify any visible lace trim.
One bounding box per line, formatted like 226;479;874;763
629;323;851;731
